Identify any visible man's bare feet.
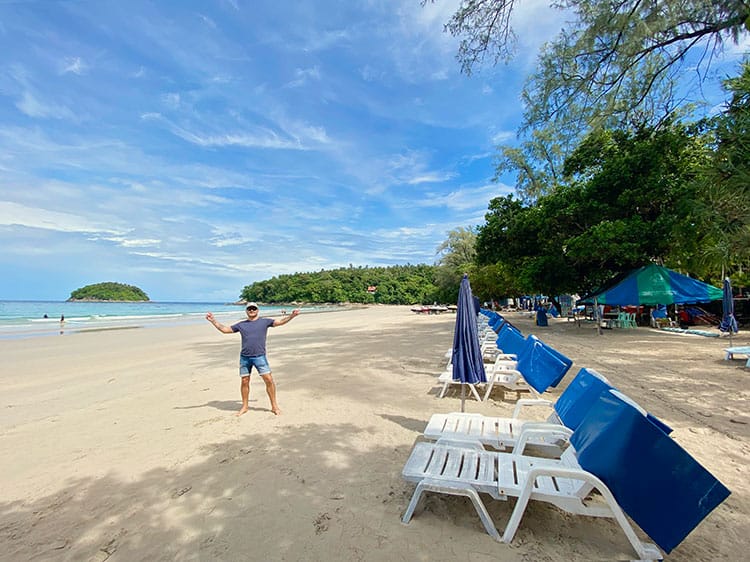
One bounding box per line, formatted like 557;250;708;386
236;406;249;416
271;407;281;415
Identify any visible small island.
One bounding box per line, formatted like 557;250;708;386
68;282;150;302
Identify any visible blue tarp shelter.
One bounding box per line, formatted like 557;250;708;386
579;264;723;306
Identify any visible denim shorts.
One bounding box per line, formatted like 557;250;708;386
239;354;271;376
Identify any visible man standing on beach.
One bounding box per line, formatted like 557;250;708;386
206;303;300;416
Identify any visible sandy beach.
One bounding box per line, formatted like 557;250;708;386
1;306;747;561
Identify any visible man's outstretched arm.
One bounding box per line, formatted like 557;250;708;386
273;309;300;327
206;312;234;333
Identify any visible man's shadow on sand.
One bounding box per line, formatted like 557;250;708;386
174;400;268;414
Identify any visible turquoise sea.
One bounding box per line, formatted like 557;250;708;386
0;301;336;340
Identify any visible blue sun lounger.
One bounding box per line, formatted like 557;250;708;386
403;389;729;559
425;367;672;452
571;390;730;555
483;334;573;400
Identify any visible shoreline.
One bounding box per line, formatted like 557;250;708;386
0;302;359;342
0;307;746;561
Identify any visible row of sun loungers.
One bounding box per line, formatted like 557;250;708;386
438;318;573;401
401;309;731;560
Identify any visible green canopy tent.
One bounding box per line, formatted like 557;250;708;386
579;264;723;333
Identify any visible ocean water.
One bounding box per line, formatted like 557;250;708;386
0;301;331;340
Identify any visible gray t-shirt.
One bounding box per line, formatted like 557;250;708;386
231;317;275;356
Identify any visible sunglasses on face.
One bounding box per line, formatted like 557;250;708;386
246;306;258;311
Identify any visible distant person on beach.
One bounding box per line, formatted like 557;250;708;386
43;314;48;318
60;314;64;323
206;303;300;416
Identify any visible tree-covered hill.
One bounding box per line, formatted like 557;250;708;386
240;264;444;305
68;282;150;302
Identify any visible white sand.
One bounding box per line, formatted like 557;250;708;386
0;306;747;561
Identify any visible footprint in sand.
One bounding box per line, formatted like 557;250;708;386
171;486;192;498
313;512;331;534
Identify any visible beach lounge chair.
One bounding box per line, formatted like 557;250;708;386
482;335;573;401
570;390;731;556
443;334;503;367
427;367;602;451
723;346;750;367
437;343;493;402
402;390;730;559
425;368;672;452
402;390;661;559
490;321;526;362
436;367;484;401
438;348;531;402
487;312;505;332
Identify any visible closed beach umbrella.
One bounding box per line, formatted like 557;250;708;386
719;278;739;345
452;274;487;412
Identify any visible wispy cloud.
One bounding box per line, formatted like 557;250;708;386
61;56;87;75
416;183;507;212
406;171;457;185
15;91;75;119
0;1;726;301
285;66;321;88
141;111;331;150
0;201;123;235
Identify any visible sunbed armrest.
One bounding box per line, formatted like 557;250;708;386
494;358;517;366
507;465;663;560
502;369;523;381
435;437;484;450
512;399;554;418
514;426;573;454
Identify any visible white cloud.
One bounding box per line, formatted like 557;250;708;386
511;0;569;64
417;183;509;212
285;66;321;88
407;171;457;185
99;236;162;248
198;14;217;29
15;91;75;119
302;29;350;52
719;32;750;61
0;201;123;235
162;93;181;108
0;1;536;300
61;56;87;75
141;112;331;150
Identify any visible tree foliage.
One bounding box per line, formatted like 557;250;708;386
476;120;713;297
690;60;750;285
240;264;442;305
69;282;149;301
433;227;478;302
438;0;747;117
432;0;750;199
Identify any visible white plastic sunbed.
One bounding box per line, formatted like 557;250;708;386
436;355;529;401
426;368;610;452
724;346;750;367
402;390;663;561
401;439;660;560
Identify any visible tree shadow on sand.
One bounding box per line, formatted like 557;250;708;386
0;423;419;561
0;417;679;562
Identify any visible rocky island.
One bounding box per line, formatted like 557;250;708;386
68;282;150;302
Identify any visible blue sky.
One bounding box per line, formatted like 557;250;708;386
0;1;745;302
